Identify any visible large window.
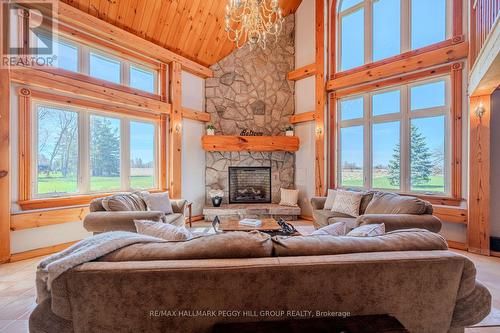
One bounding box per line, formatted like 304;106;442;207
33;33;158;94
33;102;158;198
337;0;451;71
337;76;451;195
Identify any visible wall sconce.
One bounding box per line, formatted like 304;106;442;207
316;127;323;135
474;102;485;118
175;123;182;133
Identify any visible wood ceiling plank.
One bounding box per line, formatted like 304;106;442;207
192;1;222;62
105;0;120;26
130;0;149;37
197;0;227;64
114;0;132;30
158;0;179;49
164;0;190;49
151;0;173;44
183;0;216;57
173;0;203;54
139;0;162;39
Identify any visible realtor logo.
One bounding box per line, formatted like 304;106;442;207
1;0;58;68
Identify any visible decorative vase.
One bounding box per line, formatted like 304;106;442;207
212;196;223;207
207;129;215;135
286;130;294;137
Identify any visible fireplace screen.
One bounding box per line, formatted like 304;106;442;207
229;167;271;204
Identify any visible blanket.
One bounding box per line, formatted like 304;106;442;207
36;231;166;303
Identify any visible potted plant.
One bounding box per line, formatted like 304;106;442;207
285;125;294;137
209;189;224;207
206;124;216;135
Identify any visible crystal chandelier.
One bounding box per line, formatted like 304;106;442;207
225;0;284;50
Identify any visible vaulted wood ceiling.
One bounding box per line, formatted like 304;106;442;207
61;0;302;67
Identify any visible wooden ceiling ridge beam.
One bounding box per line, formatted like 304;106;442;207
55;2;213;78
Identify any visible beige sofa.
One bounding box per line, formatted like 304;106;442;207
83;194;187;234
29;230;491;333
311;190;442;232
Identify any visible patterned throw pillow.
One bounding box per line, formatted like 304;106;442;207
323;189;337;210
279;188;299;207
347;223;385;237
134;220;192;241
311;221;347;236
330;190;363;217
140;191;173;215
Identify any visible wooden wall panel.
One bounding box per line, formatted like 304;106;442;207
468;95;491;255
10;207;90;231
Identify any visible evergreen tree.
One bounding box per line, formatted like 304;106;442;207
90;117;120;177
387;125;432;187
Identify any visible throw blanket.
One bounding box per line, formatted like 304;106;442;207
36;231;166;303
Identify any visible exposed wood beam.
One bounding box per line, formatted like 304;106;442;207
0;68;10;263
10;207;90;231
169;62;183;198
315;0;326;196
287;64;317;81
54;2;213;78
290;111;316;124
10;68;171;114
468;94;491;255
202;136;300;152
327;41;469;91
182;108;211;122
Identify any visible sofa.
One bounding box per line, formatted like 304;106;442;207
83;193;187;234
30;229;491;333
311;190;442;232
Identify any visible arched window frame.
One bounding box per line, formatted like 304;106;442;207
331;0;464;77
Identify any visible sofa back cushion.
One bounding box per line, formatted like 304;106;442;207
364;192;428;215
98;231;273;261
101;193;147;212
272;229;448;257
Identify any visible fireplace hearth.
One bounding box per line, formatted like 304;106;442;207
229;167;271;204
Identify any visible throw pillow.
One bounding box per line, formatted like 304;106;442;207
323;189;337;210
347;223;385;237
140;191;173;215
311;221;347;236
134;220;192;241
330;190;363;217
102;193;147;212
279;188;299;207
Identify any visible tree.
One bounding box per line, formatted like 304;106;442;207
387;125;433;187
90;117;120;177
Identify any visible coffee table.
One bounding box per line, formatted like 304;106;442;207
218;218;282;232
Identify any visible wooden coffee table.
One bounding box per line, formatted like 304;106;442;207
218;219;300;236
218;218;282;232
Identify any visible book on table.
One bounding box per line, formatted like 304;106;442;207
239;218;262;227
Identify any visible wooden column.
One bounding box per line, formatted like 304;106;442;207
168;62;182;198
468;95;491;255
314;0;326;196
0;68;11;263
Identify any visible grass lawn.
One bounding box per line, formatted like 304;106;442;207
37;174;154;194
341;170;445;193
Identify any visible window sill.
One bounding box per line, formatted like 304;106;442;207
18;189;164;211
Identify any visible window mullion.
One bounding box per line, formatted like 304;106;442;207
401;0;410;53
79;112;90;194
121;119;130;191
364;0;372;64
400;86;410;192
364;94;371;189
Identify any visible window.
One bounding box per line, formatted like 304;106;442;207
35;34;79;72
32;102;159;198
336;0;451;71
89;52;121;84
337;77;450;195
130;65;156;93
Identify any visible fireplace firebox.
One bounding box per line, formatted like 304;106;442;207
229;167;271;204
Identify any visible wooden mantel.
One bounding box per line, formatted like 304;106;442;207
202;135;300;152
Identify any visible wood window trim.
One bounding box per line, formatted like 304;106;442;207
330;0;465;80
17;88;166;211
328;62;464;205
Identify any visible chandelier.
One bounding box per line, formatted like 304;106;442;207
225;0;284;50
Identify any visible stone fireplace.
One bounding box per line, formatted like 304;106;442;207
229;167;271;204
204;15;295;206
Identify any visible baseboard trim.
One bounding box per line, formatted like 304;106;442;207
9;241;79;262
447;240;468;251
